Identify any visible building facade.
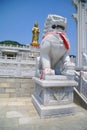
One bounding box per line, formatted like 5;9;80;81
72;0;87;67
0;44;40;77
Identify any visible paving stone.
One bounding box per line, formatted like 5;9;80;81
6;109;30;118
19;117;39;125
0;94;10;98
0;128;3;130
0;118;18;127
16;97;31;102
0;83;11;88
3;126;34;130
0;88;5;93
0;107;8;118
0;101;8;106
6;89;15;93
8;98;17;101
0;97;86;130
6;111;24;118
8;101;26;106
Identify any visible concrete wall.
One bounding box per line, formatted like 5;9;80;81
0;77;34;98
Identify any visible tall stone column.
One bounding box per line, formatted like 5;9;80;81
72;0;87;67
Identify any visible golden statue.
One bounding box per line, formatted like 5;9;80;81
31;22;40;47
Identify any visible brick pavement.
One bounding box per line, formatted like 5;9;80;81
0;97;87;130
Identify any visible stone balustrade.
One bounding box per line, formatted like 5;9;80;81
0;56;36;77
0;44;40;52
0;56;36;64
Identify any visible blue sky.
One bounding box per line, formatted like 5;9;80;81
0;0;76;55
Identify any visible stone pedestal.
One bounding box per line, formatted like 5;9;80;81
32;76;78;118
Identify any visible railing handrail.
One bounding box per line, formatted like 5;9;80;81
0;56;36;65
0;44;40;52
0;56;36;60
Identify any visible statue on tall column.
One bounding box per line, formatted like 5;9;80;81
31;22;40;47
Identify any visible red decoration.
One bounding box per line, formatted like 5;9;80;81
42;31;70;50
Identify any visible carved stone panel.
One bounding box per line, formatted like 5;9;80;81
34;82;73;105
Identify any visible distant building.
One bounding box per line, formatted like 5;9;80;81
72;0;87;67
0;43;40;77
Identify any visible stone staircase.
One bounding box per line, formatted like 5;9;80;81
0;77;34;98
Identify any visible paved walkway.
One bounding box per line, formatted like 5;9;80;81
0;97;87;130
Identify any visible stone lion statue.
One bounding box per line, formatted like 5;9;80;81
35;14;75;79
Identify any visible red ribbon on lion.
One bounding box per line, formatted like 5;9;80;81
42;31;70;50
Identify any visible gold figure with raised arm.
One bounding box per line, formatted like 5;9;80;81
31;22;40;47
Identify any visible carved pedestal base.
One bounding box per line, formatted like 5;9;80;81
32;76;78;118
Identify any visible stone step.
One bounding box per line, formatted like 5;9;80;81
0;93;10;98
0;88;15;93
0;82;19;88
0;88;16;98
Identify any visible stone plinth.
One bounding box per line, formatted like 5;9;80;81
32;76;78;118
